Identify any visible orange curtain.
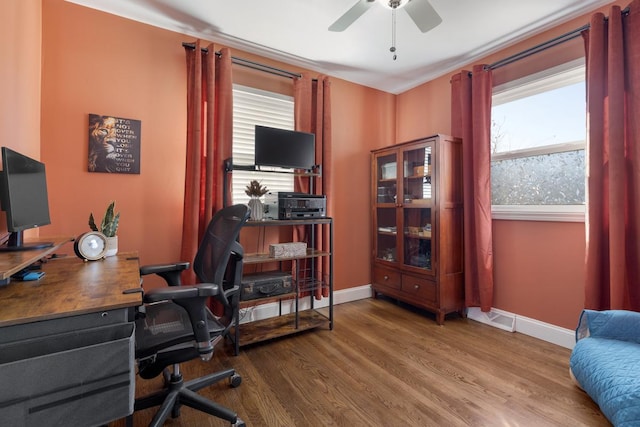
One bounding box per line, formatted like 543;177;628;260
293;73;332;299
583;1;640;310
450;65;494;311
181;41;233;285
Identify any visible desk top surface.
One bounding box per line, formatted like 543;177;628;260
0;236;73;281
0;244;142;327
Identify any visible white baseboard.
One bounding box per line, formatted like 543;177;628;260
239;285;577;350
238;284;372;324
515;312;576;349
468;307;576;349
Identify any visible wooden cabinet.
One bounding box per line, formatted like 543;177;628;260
371;134;463;324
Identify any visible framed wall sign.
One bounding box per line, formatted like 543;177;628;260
88;114;141;174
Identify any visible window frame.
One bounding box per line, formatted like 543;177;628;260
490;58;586;222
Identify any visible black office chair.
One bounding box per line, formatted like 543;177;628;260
128;204;249;427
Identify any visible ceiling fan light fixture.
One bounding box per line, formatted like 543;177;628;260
377;0;410;10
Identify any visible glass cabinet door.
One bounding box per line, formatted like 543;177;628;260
401;144;433;203
403;207;432;271
375;152;398;265
376;207;397;263
376;153;397;204
374;145;434;272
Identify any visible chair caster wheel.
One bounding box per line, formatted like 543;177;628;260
233;418;246;427
230;373;242;388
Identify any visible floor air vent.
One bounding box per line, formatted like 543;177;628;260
467;307;516;332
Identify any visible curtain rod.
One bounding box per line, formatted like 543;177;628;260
486;24;588;71
182;42;302;80
486;6;630;71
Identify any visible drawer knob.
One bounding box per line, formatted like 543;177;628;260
414;284;419;290
384;275;389;281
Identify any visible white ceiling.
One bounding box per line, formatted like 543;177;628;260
66;0;611;94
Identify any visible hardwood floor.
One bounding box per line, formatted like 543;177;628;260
113;298;609;426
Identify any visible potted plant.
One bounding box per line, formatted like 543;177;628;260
245;180;268;221
89;201;120;256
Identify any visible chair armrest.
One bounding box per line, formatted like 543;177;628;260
144;283;220;354
223;284;242;303
139;262;190;286
142;283;219;304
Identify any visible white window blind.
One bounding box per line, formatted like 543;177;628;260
232;85;295;204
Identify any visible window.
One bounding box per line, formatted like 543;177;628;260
490;59;586;221
232;85;295;204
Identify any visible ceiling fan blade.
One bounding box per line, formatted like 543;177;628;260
328;0;375;32
404;0;442;33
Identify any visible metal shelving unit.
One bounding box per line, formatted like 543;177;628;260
235;218;333;348
223;160;333;349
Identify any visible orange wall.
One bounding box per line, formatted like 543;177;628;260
396;74;452;144
396;0;628;329
330;80;395;288
492;221;586;327
37;0;391;292
41;0;188;272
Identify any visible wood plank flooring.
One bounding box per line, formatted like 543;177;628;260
112;297;609;427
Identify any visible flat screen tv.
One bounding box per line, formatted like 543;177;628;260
0;147;52;251
254;125;316;171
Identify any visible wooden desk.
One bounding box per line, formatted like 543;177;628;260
0;236;72;284
0;239;142;426
0;250;142;327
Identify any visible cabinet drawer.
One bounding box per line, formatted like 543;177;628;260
401;275;436;303
372;266;401;290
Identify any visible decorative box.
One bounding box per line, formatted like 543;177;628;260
269;242;307;258
381;162;396;179
407;226;421;236
381;162;412;179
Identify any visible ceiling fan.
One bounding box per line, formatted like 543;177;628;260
328;0;442;33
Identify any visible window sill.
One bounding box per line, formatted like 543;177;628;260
492;205;585;222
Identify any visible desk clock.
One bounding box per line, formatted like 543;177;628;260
74;231;108;261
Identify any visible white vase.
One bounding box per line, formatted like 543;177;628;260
248;197;264;221
105;235;118;257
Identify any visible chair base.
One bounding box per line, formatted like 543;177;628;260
126;366;244;427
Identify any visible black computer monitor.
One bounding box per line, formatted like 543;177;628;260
254;125;316;171
0;147;52;251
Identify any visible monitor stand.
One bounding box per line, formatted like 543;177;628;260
0;231;53;252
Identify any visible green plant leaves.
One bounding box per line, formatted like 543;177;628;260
89;201;120;237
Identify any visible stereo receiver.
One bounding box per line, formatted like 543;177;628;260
264;192;326;220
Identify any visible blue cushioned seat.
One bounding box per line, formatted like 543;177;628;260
570;310;640;427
